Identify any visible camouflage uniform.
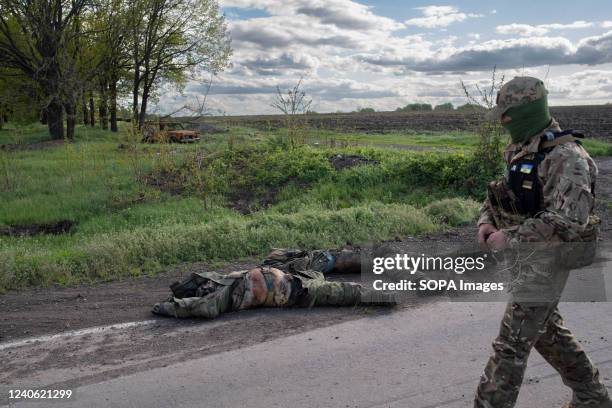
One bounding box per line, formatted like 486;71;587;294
475;77;610;408
153;248;393;319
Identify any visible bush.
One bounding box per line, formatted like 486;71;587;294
424;198;480;226
434;103;454;111
396;103;433;112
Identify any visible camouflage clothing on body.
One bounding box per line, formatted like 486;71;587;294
478;118;599;244
153;249;393;319
475;78;610;408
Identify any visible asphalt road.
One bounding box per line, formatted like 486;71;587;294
3;299;611;408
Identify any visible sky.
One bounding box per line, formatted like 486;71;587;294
153;0;612;115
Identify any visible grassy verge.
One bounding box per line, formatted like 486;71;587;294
0;123;490;290
305;129;612;156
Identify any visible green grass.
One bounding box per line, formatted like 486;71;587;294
582;138;612;156
11;121;601;291
1;203;449;288
0;122;56;144
304;129;481;150
305;128;612;157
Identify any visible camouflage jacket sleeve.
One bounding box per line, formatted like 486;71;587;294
477;203;497;227
504;143;596;244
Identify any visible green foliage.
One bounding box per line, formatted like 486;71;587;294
0;123;536;290
424;198;480;226
472;120;506;183
434;103;454;111
582;139;612;157
396;103;433;112
356;107;376;113
456;103;486;112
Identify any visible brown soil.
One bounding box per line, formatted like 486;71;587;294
227;177;311;214
215;106;612;139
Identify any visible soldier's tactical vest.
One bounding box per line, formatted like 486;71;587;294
499;130;599;268
504;130;587;216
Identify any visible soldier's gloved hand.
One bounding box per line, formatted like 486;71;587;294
478;224;498;251
486;230;508;253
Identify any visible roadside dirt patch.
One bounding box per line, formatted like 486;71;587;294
0;260;256;342
0;219;76;237
227;177;310;214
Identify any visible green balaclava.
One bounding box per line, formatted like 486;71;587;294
502;96;552;144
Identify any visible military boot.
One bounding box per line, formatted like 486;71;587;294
152;301;178;317
332;249;363;274
360;288;398;306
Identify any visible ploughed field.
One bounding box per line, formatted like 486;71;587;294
209;105;612;139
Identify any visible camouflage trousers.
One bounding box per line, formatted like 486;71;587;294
475;262;610;408
168;277;393;319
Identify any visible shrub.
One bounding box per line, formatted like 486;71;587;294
424;198;480;226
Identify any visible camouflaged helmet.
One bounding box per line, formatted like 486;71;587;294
487;76;549;120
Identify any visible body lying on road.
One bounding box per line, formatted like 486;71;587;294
152;248;396;319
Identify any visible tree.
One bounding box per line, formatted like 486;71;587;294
356;107;376;113
456;103;486;112
271;78;312;115
128;0;231;129
0;68;39;128
271;78;312;148
434;103;454;111
396;103;433;112
460;66;506;181
90;0;131;132
0;0;88;139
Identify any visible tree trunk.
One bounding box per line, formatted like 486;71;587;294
99;81;108;130
47;97;64;140
138;84;149;130
132;71;140;128
109;80;118;132
0;105;5;129
81;90;89;125
64;100;76;141
40;107;48;124
89;92;95;127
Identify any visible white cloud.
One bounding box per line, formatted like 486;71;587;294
602;21;612;28
360;32;612;72
547;69;612;103
540;20;593;30
152;2;612;114
404;6;482;29
223;0;403;31
497;24;548;36
497;21;595;37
